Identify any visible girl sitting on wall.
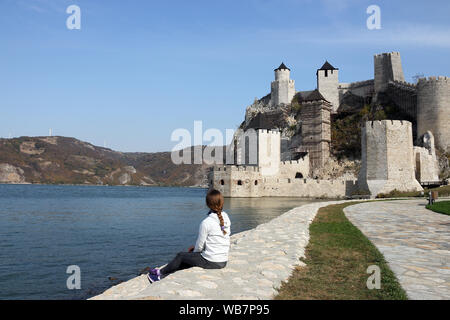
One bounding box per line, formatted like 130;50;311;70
147;189;231;282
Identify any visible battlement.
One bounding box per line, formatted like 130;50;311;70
338;79;374;89
257;129;280;135
374;51;401;58
280;158;308;165
417;76;450;85
388;80;417;90
367;119;412;130
214;165;259;172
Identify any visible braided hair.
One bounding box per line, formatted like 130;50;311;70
206;189;226;235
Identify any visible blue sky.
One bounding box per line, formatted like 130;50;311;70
1;0;449;152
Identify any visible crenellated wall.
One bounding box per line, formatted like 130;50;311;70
210;164;357;198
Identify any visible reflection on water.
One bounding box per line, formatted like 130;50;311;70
225;197;323;232
0;185;324;299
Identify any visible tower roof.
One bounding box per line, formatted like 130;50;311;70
304;89;328;102
246;112;278;130
318;60;338;71
274;62;290;71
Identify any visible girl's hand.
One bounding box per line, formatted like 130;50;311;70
188;246;194;252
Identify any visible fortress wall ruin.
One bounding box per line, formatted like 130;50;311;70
413;146;439;182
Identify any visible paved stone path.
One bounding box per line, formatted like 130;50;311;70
344;200;450;300
91;200;352;300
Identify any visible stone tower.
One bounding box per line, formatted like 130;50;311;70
417;76;450;151
297;90;332;170
374;52;405;93
358;120;423;197
234;127;281;176
317;61;339;112
257;129;281;176
270;63;295;107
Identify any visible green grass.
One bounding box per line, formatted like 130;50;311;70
275;202;408;300
426;201;450;216
377;185;450;199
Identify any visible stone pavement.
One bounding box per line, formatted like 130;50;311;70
344;200;450;300
91;200;353;300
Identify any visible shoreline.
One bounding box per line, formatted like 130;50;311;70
90;199;369;300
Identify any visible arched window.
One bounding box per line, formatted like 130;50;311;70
295;172;303;179
237;180;242;185
220;179;224;185
254;180;258;185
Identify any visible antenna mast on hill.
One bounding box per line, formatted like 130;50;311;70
49;128;53;137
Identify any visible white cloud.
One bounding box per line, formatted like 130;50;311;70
260;23;450;48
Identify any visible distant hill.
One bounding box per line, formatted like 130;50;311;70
0;136;209;187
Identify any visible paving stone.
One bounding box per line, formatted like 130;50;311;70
344;200;450;300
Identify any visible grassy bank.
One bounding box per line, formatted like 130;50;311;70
426;201;450;216
275;202;407;300
376;185;450;198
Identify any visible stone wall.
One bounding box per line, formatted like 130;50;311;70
338;79;374;101
383;80;417;120
210;157;357;198
417;76;450;152
413;131;440;182
414;147;439;182
358;120;423;197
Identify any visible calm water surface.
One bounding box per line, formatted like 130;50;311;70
0;184;323;299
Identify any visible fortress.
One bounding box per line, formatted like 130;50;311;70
209;51;448;198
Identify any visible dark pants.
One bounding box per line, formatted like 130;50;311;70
160;252;226;277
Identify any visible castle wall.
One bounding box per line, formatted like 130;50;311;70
259;177;357;198
210;165;357;198
417;76;450;151
383;81;417;120
210;165;261;197
374;52;405;93
358;120;423;197
317;69;339;112
338;80;374;100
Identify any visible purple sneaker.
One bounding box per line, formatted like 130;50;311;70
147;269;161;283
